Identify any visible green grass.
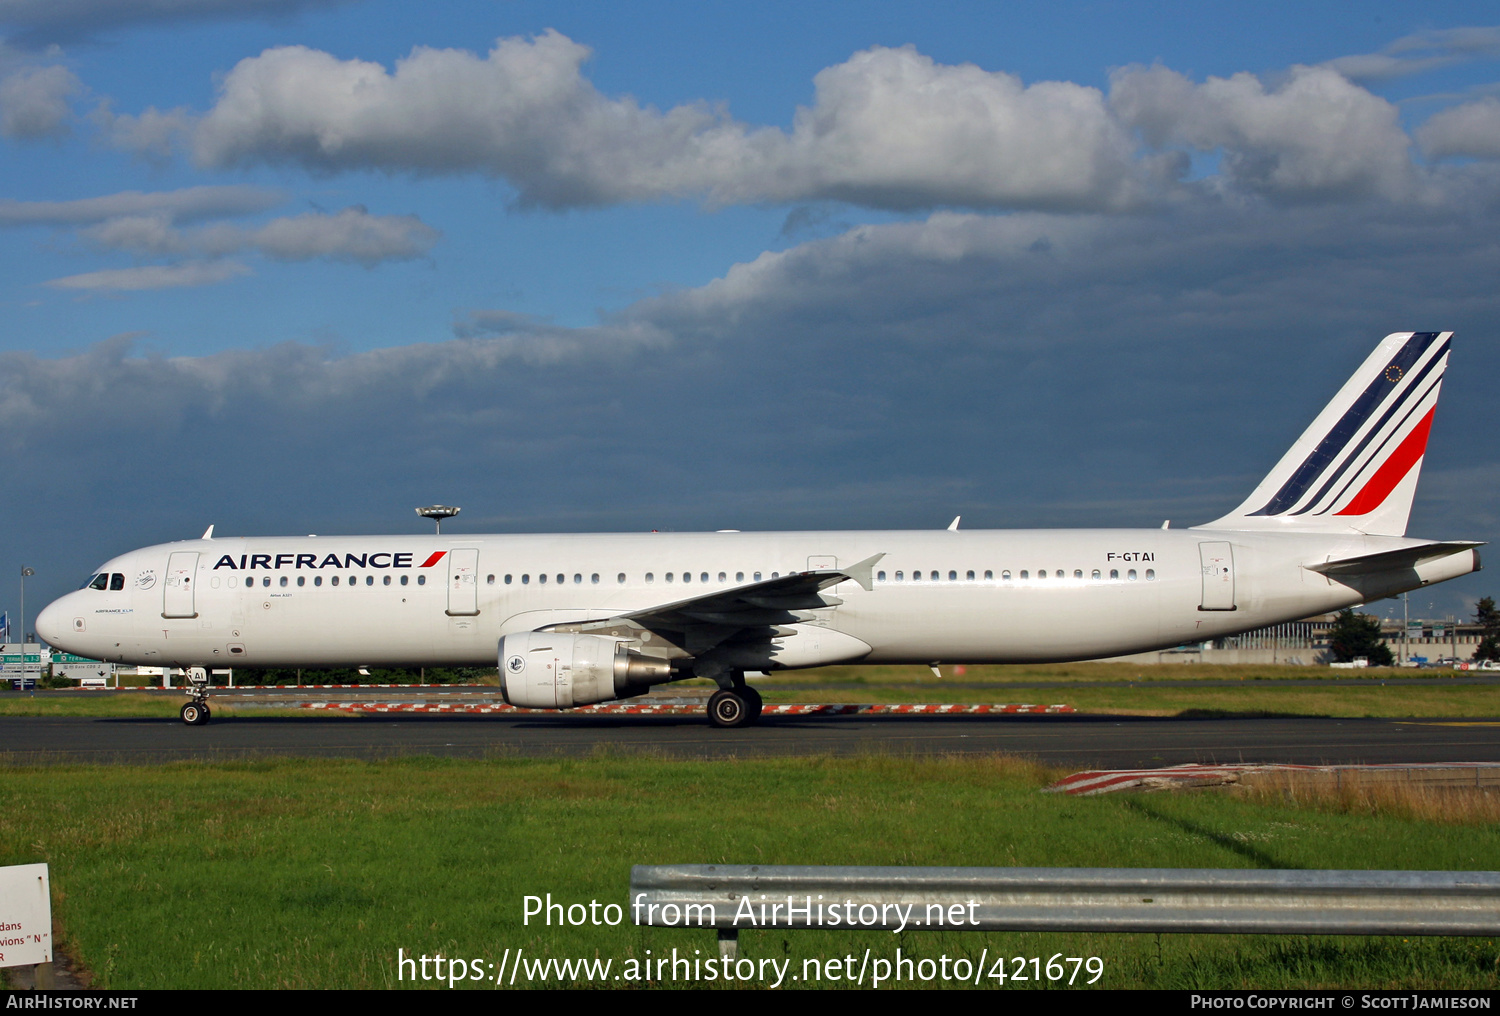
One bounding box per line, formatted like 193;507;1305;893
6;660;1496;719
1;754;1496;989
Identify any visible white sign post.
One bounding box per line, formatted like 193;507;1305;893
0;863;52;969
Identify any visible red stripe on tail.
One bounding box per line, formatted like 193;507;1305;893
1335;407;1435;516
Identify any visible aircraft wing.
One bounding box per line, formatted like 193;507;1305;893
1306;541;1482;577
614;552;884;656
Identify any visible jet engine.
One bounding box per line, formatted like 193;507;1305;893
499;632;673;708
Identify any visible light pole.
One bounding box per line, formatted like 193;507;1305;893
416;505;461;535
19;566;33;646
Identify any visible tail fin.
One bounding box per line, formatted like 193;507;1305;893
1197;331;1451;537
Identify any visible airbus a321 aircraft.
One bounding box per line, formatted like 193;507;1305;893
36;331;1479;728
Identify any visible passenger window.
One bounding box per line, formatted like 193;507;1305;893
1128;569;1138;581
949;570;957;581
89;573;109;590
110;573;125;591
736;572;744;582
522;574;530;584
540;574;548;584
717;572;725;583
772;572;779;579
754;572;762;581
895;571;904;581
1020;571;1029;580
1038;570;1047;580
912;571;921;582
966;570;975;581
383;575;392;586
1074;569;1083;580
702;572;710;583
297;576;305;587
279;576;288;587
683;572;691;583
418;575;426;586
1002;571;1011;581
591;574;599;584
666;573;674;583
645;573;654;583
1092;569;1101;580
930;571;939;581
573;574;582;584
984;570;993;580
1146;569;1156;581
263;577;271;587
332;576;340;586
877;570;887;582
556;574;564;585
504;575;511;585
315;576;323;587
401;575;409;586
617;573;626;584
486;574;495;585
1110;569;1119;580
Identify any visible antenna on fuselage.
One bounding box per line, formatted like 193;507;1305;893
416;505;461;535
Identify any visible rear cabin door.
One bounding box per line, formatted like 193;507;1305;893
1198;542;1236;611
163;552;199;618
446;548;480;616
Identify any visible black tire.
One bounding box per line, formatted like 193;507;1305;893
707;689;751;728
180;702;204;726
200;705;212;723
741;686;763;720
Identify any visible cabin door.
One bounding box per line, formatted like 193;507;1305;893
163;552;199;618
1198;542;1236;611
446;548;480;616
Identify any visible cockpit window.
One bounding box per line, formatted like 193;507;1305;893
87;573;109;590
110;573;125;591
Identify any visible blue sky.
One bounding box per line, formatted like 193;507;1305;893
3;1;1500;625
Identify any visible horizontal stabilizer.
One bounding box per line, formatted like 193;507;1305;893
1307;542;1482;577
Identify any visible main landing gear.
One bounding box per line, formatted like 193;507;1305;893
180;666;211;726
707;683;763;729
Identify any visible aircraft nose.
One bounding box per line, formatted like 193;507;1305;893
34;597;70;648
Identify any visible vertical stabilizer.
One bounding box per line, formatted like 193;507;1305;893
1196;331;1451;537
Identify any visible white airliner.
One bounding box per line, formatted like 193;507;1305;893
36;332;1479;727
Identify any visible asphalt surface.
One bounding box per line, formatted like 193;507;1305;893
3;712;1499;769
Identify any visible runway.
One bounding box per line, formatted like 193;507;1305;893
3;712;1499;769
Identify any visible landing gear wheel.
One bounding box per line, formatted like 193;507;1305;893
741;686;763;720
180;702;208;726
707;689;753;728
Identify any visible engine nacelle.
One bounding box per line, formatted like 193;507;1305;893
499;632;673;708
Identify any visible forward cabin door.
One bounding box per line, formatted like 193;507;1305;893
446;548;480;616
162;552;199;618
1198;542;1236;611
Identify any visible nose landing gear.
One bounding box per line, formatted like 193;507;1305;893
180;666;211;725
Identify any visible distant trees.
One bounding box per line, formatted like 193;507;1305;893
1474;597;1500;662
1327;608;1394;666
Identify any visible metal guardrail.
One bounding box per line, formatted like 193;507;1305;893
631;865;1500;955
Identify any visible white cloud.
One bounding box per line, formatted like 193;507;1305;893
43;260;250;290
1324;26;1500;83
1418;97;1500;160
1110;64;1416;202
191;32;1155;212
90;100;195;160
0;0;349;45
0;185;283;225
0;64;80;138
81;205;441;265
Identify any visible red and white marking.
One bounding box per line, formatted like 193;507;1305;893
291;701;1074;716
1047;761;1500;795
